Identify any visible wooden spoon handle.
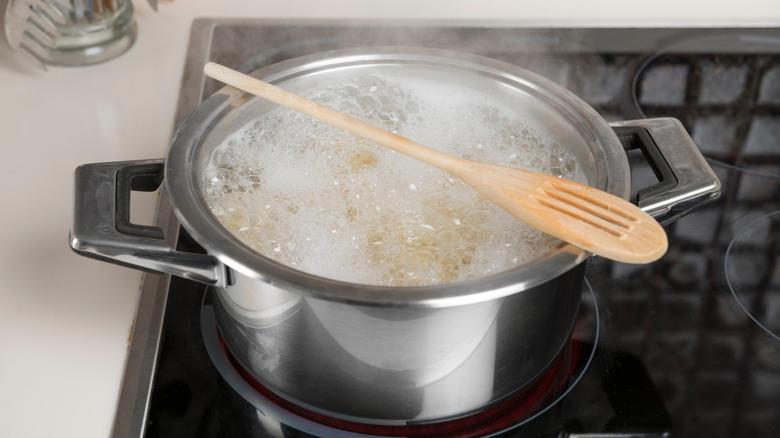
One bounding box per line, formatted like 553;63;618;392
204;62;463;172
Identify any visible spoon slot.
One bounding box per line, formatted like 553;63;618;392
533;194;627;238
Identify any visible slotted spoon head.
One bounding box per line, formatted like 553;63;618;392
457;161;668;264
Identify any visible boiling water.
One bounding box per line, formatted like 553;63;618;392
203;73;585;286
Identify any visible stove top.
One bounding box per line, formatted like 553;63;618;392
111;21;780;438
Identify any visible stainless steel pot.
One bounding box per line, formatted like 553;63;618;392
70;48;720;423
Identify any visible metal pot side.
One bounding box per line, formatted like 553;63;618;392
213;263;584;422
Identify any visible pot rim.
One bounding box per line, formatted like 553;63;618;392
165;47;628;307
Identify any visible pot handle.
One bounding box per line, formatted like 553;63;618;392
69;159;231;288
610;118;721;226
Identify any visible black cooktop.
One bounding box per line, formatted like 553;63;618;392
112;22;780;438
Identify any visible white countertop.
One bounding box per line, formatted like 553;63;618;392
0;1;778;437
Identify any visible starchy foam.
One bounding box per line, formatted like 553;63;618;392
203;73;584;286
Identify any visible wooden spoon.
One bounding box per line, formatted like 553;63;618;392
204;62;668;264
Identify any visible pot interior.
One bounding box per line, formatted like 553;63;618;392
166;48;629;306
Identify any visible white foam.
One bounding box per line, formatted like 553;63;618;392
203;72;585;286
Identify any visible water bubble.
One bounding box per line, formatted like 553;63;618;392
358;95;381;113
